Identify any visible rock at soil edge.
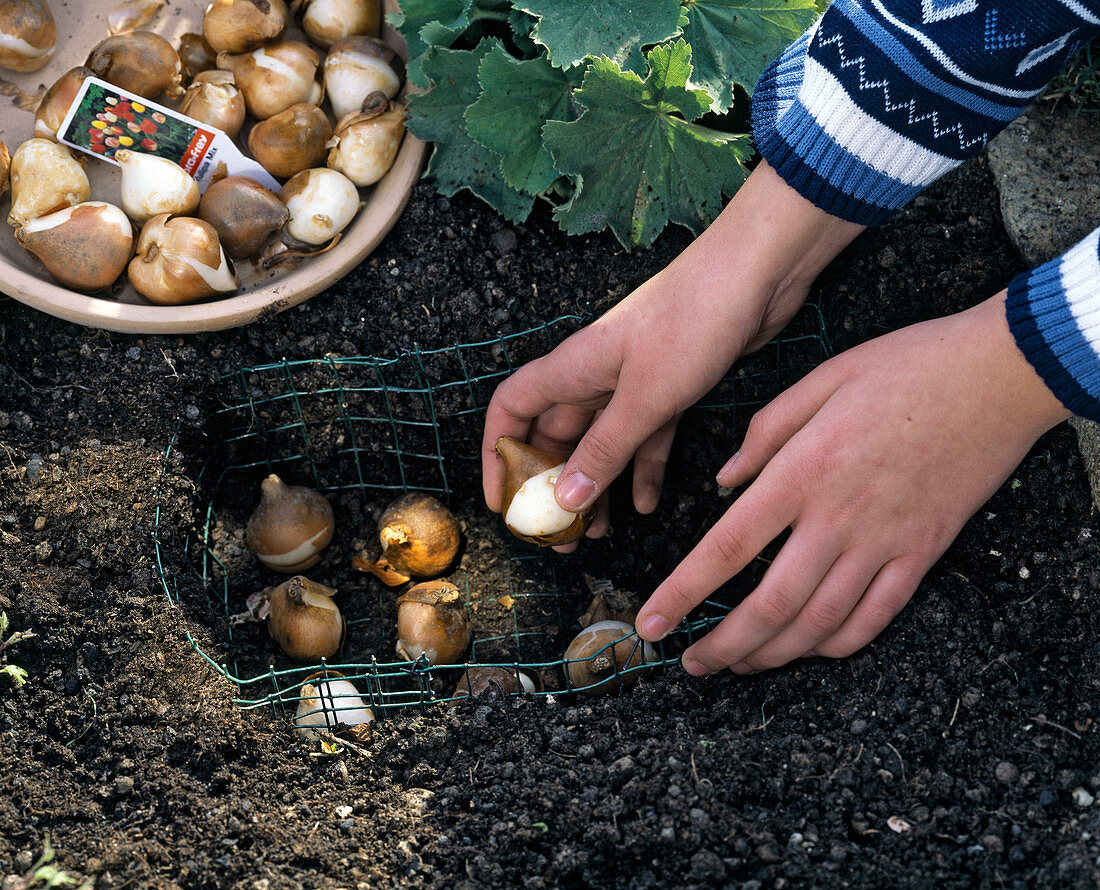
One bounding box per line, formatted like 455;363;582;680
986;105;1100;510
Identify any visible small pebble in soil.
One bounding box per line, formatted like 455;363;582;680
995;761;1020;783
114;775;134;796
1072;787;1095;807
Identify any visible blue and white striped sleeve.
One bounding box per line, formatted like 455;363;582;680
752;0;1100;420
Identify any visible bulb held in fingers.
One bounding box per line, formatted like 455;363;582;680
496;437;592;546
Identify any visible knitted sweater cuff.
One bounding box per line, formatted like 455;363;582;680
752;36;920;227
1006;228;1100;423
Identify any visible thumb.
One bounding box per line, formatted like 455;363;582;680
555;400;666;511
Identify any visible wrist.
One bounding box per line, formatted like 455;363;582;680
973;292;1072;435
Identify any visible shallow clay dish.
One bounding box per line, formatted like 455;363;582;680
0;0;425;333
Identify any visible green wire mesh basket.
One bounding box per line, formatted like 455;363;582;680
153;309;831;730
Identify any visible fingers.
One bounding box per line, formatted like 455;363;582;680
634;480;798;642
677;523;844;674
632;419;679;514
725;549;883;671
554;397;675;512
810;556;924;659
717;372;841;488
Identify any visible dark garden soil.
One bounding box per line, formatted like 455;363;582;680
1;156;1098;890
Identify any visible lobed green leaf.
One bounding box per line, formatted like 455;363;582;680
388;0;475;87
466;47;581;195
544;41;752;248
518;0;684;69
681;0;821;112
407;42;535;223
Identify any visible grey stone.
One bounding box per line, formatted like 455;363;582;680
986;106;1100;509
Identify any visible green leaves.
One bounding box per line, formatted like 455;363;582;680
518;0;683;69
407;42;534;223
681;0;820;113
466;48;580;195
397;0;808;248
545;41;751;246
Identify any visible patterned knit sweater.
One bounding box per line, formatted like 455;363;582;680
752;0;1100;421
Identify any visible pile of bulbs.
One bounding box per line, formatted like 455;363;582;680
235;438;656;739
0;0;407;303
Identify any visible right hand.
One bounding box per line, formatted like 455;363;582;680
481;162;866;532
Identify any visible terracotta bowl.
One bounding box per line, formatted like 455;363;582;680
0;0;425;334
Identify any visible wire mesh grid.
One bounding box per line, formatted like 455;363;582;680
153;308;831;728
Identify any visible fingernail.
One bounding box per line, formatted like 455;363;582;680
640;614;670;640
555;469;596;511
716;451;740;484
683;658;708;676
730;662;759;675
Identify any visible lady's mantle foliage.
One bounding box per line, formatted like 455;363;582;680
397;0;819;248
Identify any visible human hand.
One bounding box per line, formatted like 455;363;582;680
634;293;1071;673
481;162;865;540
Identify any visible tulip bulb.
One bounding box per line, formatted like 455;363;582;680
116;150;200;224
179;32;218;80
203;0;288;54
199;175;289;258
280;167;358;246
264;575;345;661
327;95;405;187
395;581;471;665
564;620;656;696
8;139;90;230
34;67;94;141
86;31;184;99
248;103;332;180
128;213;238;304
0;0;55;72
451;666;539;702
245;474;334;572
108;0;166;35
323;35;403;121
217;40;321;120
17;202;133;292
294;672;373;740
300;0;381;48
180;70;246;139
352;492;460;586
495;437;592;546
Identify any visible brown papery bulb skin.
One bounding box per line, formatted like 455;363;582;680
245;473;334;572
16;202;133;292
265;575;345;661
127;214;238;305
0;142;9;203
178;32;218;80
495;436;592;547
34;67;94;141
248;103;332;180
395;581;471;665
300;0;381;48
217;40;320;120
199;175;289;259
180;69;246;138
86;31;184;98
450;666;539;702
0;0;56;72
564;620;654;697
203;0;288;54
354;492;460;586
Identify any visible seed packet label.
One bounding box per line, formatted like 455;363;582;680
57;77;280;192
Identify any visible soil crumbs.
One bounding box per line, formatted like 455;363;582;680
1;157;1098;890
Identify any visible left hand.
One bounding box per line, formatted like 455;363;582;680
634;292;1071;674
